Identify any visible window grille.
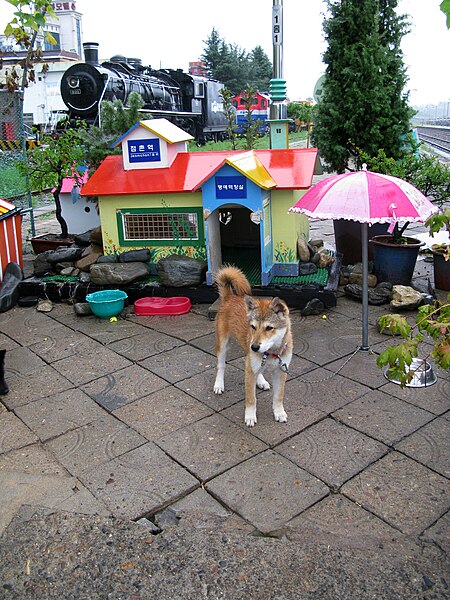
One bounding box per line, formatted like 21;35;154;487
122;211;199;241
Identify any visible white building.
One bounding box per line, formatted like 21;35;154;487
0;2;84;129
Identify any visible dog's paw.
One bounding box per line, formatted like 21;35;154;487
256;374;270;391
274;409;287;423
245;407;257;427
213;383;224;394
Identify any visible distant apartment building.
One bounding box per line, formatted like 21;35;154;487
0;2;83;129
189;61;208;77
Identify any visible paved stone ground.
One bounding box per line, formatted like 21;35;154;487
0;211;448;597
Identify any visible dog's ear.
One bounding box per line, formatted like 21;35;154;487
271;297;289;315
244;295;256;312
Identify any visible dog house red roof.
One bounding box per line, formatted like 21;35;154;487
80;148;321;197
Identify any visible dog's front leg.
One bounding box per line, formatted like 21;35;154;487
244;356;258;426
213;337;228;394
272;368;288;423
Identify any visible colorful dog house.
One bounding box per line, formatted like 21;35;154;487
59;171;100;234
0;198;22;281
81;118;322;286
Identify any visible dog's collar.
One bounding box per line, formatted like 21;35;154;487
261;341;289;373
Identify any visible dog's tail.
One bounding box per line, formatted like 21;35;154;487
214;265;252;300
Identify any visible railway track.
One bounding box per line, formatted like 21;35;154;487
416;125;450;156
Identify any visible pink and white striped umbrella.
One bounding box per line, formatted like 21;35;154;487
289;169;438;226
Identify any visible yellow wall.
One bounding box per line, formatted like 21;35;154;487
99;192;204;257
271;190;309;263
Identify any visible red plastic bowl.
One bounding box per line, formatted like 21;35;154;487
134;296;192;316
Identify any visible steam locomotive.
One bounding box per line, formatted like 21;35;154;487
60;43;228;143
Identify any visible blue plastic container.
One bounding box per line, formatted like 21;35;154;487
371;235;424;286
85;289;128;318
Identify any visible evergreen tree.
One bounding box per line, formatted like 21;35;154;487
248;46;272;92
201;29;272;94
313;0;413;173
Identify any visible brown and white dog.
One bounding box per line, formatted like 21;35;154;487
213;266;292;427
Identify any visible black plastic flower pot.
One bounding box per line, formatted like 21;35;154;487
371;235;424;286
333;220;389;265
432;251;450;291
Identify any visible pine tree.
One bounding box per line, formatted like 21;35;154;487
248;46;272;92
313;0;413;173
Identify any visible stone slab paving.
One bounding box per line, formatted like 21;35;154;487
0;411;38;454
113;386;213;441
80;442;199;520
51;345;133;386
332;389;435;446
0;293;448;586
206;449;329;533
285;368;372;414
14;389;105;441
106;330;184;361
80;364;169;411
44;414;147;477
157;413;268;481
287;494;401;550
395;416;450;478
277;418;388;489
139;345;215;384
129;312;216;341
341;451;450;535
221;396;325;447
1;365;74;410
174;363;245;411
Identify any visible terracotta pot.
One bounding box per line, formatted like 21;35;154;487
432;250;450;291
31;234;75;254
370;235;424;286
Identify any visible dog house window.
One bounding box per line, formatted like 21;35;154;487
117;207;204;247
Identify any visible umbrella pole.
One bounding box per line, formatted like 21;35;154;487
361;223;369;351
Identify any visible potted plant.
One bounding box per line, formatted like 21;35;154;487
425;207;450;291
377;294;450;387
363;148;450;285
19;125;87;253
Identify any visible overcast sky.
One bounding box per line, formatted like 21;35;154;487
3;0;450;106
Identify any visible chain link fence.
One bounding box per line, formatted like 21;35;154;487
0;90;35;235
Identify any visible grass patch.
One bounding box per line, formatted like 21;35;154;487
188;131;308;152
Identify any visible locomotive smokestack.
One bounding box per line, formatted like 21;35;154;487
83;42;99;65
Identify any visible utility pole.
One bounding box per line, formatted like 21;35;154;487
268;0;290;149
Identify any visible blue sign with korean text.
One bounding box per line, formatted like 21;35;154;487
215;176;247;199
127;138;161;163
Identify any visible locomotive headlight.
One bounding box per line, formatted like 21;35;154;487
68;76;80;89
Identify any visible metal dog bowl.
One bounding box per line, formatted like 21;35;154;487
384;358;437;388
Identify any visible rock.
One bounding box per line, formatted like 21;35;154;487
97;254;119;263
297;238;310;262
0;262;23;313
60;267;75;276
75;253;101;272
90;262;151;285
79;272;91;283
311;252;320;264
349;272;377;287
301;298;325;316
390;285;426;310
344;282;392;305
81;244;103;258
298;262;318;276
118;249;152;263
33;251;55;276
318;252;335;269
74;230;95;247
73;302;93;316
89;226;103;246
310;239;324;249
46;247;83;264
156;254;206;287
